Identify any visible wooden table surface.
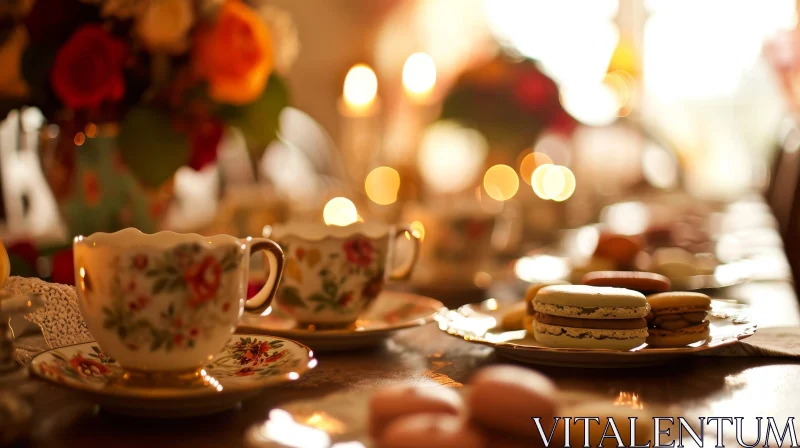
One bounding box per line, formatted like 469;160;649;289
9;199;800;447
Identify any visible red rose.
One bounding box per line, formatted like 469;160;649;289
343;237;375;268
50;25;127;110
173;334;184;346
188;119;223;171
50;248;74;285
133;254;148;271
7;240;39;270
361;270;384;300
337;292;354;307
513;68;559;112
184;255;223;308
69;354;109;378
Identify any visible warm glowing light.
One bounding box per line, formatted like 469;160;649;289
343;64;378;113
544;166;576;202
532;163;554;199
483;164;519;201
519;151;555;186
410;221;425;241
365;166;400;205
560;83;620;126
288;372;300;380
79;267;86;278
84;123;97;138
603;202;649;235
642;143;678;189
323;197;358;226
418;121;488;194
74;132;85;146
514;255;570;283
402;52;437;102
474;272;492;289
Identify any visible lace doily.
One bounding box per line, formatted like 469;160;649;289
4;277;93;358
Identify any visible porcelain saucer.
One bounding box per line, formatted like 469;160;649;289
29;334;315;417
238;291;444;352
435;299;757;368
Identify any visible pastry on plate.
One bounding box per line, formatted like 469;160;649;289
581;271;670;295
645;292;711;347
501;281;569;331
531;285;650;350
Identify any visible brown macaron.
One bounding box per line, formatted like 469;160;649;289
467;365;557;438
645;292;712;347
594;234;643;267
581;271;671;295
377;414;487;448
368;385;465;438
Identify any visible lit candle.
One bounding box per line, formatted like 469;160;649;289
402;53;437;105
338;64;382;191
341;64;379;116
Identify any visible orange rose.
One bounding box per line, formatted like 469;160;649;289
194;1;273;105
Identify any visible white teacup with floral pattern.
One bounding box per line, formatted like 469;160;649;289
268;223;421;328
73;228;285;372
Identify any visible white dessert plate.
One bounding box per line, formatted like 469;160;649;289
435;299;756;368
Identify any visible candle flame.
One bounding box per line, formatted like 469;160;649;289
343;64;378;112
402;53;436;101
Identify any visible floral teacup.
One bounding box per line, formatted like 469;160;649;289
268;223;421;328
73;228;285;372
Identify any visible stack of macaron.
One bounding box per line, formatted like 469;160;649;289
518;271;713;349
369;365;558;448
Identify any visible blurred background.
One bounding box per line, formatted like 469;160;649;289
1;0;799;299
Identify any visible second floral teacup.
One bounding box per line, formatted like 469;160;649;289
73;228;284;373
268;222;421;328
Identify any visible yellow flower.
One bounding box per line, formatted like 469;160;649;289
194;0;273;105
135;0;194;54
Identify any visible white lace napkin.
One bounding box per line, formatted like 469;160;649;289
3;277;94;364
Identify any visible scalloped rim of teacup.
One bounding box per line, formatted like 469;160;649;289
74;228;245;249
268;222;395;241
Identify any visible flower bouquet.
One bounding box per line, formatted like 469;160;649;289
440;53;575;155
0;0;296;237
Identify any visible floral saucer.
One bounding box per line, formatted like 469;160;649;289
435;299;757;368
238;291;444;352
29;334;315;417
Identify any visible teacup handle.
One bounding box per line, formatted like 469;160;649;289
388;225;421;281
243;238;285;314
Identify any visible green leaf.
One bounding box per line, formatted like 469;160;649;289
117;326;128;339
153;278;169;295
188;339;195;348
103;318;116;329
118;107;190;188
165;265;178;275
219;75;289;161
168;303;175;316
314;304;325;312
323;280;338;298
309;293;329;304
150;338;164;352
168;277;185;292
278;287;307;309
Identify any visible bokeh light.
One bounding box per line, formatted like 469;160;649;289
410;220;425;241
560;82;620;127
418;121;488;194
518;151;553;186
402;52;437;100
365;166;400;205
343;64;378;112
483;164;519;201
547;165;576;202
532;164;576;201
323;197;358;226
532;163;553;199
534;133;571;166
